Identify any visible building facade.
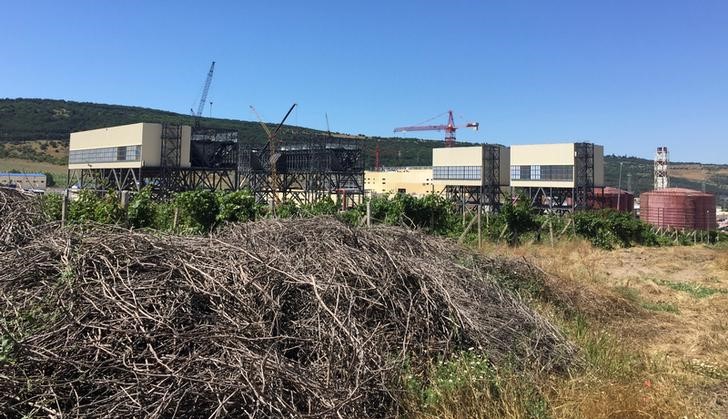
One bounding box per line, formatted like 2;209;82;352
0;172;47;191
365;167;442;197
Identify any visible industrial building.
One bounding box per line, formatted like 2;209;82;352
67;122;364;206
0;172;47;191
365;142;605;213
365;167;442;197
432;144;510;211
509;143;604;211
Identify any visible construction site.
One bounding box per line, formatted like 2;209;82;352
1;61;725;418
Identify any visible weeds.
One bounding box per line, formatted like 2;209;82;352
614;286;680;313
654;279;728;298
402;351;549;419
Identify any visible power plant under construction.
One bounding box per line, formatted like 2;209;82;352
65;119;719;233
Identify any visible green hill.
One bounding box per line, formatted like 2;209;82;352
1;98;726;202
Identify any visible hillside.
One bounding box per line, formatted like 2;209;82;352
1;98;726;201
0;98;438;169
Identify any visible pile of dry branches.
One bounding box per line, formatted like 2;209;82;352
0;217;577;417
0;187;48;251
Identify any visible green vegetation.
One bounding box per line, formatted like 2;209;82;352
654;279;728;299
614;286;680;313
47;188;724;250
402;351;549;418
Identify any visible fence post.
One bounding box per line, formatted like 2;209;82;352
61;189;68;227
366;198;371;228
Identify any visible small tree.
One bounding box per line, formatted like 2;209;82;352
501;197;537;245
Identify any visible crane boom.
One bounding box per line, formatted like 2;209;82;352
195;61;215;117
393;110;478;147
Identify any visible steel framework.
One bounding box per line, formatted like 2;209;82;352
238;134;364;208
513;142;599;212
443;144;506;213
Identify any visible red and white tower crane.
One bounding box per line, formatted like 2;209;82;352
393;110;479;147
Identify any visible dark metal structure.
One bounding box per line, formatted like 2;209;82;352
68;124;364;207
514;142;599;212
238;134;364;208
442;144;506;213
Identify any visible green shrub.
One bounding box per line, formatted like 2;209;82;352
573;209;658;250
40;193;63;221
69;190;124;224
216;190;259;223
127;187;157;229
174;190;219;233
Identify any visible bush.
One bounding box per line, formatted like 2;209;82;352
216;190;259;223
127;187;157;229
40;193;63;221
359;193;459;234
174;190;219;233
573;209;658;250
501;197;538;245
69;190;124;224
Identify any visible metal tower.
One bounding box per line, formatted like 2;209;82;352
654;146;669;190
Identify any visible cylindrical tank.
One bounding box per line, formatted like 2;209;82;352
595;187;634;212
640;188;717;230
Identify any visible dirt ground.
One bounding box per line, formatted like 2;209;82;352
485;240;728;417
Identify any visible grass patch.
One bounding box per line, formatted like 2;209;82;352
401;351;549;419
654;279;728;299
614;286;680;313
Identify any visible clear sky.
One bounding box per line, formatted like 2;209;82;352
2;0;727;163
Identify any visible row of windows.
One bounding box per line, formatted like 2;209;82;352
69;146;141;164
433;166;481;180
510;165;573;181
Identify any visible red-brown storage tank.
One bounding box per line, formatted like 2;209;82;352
640;188;717;230
595;187;634;212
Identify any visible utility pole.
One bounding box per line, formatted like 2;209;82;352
617;162;624;211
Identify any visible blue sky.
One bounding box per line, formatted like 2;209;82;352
2;0;727;163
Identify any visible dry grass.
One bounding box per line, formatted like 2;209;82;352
473;239;728;418
0;158;66;176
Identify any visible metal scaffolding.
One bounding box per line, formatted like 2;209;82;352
515;142;599;212
238;134;364;208
443;144;506;213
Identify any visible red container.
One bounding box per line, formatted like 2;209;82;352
595;187;634;212
640;188;717;230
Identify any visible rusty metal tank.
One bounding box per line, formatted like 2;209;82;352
595;187;634;212
640;188;717;230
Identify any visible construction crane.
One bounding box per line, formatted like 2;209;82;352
249;103;297;211
394;110;479;147
190;61;216;117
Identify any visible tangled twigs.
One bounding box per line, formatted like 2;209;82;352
0;188;50;251
0;217;578;417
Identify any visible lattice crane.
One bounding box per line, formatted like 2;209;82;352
394;110;479;147
249;103;297;211
190;61;216;117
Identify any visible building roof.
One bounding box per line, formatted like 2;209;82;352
0;172;46;177
644;187;714;197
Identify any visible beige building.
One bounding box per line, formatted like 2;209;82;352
509;143;604;188
69;123;192;170
431;145;510;187
365;167;443;196
0;172;47;190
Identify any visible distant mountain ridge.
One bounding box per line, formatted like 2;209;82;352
0;98;726;201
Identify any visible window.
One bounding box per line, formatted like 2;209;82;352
511;165;573;181
69;145;141;164
432;166;481;180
